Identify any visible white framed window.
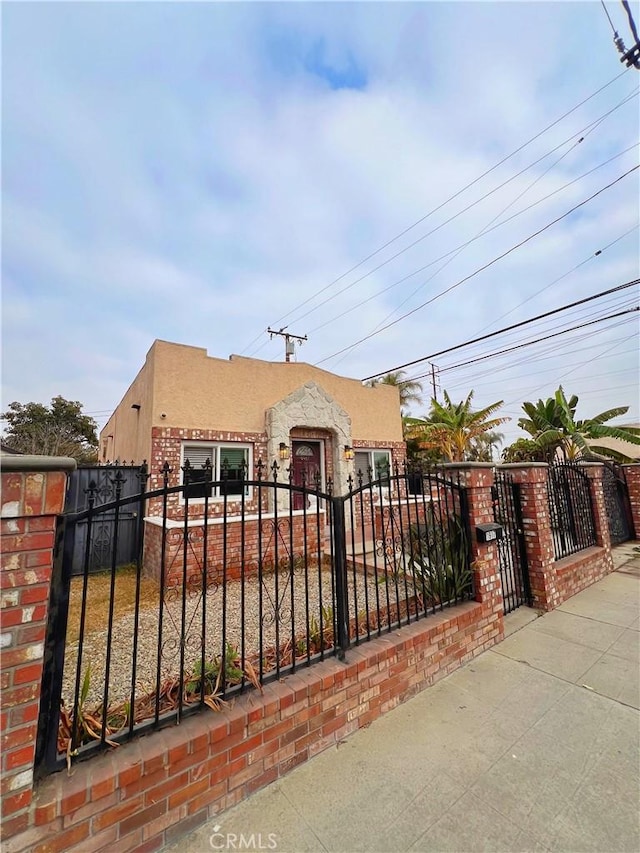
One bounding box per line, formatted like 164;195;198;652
353;449;392;483
181;443;252;501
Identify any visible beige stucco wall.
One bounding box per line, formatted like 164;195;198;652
101;340;404;462
150;341;403;440
99;353;156;464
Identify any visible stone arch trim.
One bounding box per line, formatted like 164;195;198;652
266;381;352;499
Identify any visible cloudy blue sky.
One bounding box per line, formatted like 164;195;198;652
2;1;639;447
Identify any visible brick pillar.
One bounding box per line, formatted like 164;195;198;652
442;464;503;634
578;463;614;573
1;456;75;840
498;464;558;611
622;464;640;538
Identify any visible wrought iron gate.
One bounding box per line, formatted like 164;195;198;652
37;462;472;776
64;464;144;575
547;463;597;559
492;471;532;614
602;465;634;545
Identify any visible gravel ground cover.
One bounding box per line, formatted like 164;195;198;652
62;561;418;711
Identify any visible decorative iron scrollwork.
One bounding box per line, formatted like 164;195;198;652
602;466;631;544
374;506;404;569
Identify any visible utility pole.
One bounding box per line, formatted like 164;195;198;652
429;362;440;401
267;328;308;362
601;0;640;68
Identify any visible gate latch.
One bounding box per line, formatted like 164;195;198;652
476;523;503;543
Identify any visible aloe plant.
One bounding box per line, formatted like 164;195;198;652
405;508;472;604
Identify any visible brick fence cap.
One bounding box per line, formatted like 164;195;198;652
439;462;495;470
497;463;549;469
1;455;77;473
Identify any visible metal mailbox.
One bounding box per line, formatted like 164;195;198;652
475;522;503;543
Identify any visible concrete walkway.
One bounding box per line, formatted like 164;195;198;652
164;547;640;853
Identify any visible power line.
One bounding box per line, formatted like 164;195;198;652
431;308;639;376
443;340;639;389
502;328;639;408
249;98;638;366
361;273;639;379
440;297;637;375
332;222;638;374
296;107;639;340
444;291;639;377
412;316;639;397
432;305;637;387
623;0;640;43
319;165;639;369
312;136;638;364
420;282;639;384
572;382;639;393
469;223;639;338
410;313;638;386
239;70;630;356
601;0;618;33
446;364;638;394
462;290;638;348
362;280;638;380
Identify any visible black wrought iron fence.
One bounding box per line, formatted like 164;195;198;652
601;464;634;544
547;463;597;559
492;471;531;614
342;467;472;643
36;461;472;777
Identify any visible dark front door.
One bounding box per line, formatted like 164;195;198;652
291;442;322;510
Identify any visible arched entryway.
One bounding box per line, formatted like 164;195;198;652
265;381;352;511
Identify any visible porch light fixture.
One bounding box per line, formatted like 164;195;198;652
279;442;290;461
344;445;355;461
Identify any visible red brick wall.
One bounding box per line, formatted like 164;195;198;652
143;514;322;585
498;463;615;610
554;547;613;603
0;460;502;852
623;464;640;537
502;465;558;610
1;465;73;841
446;464;504;626
147;431;407;521
148;428;269;520
9;594;500;853
3;458;622;851
549;464;614;603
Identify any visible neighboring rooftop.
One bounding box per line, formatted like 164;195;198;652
588;425;640;461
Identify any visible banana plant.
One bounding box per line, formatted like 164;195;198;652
518;386;640;462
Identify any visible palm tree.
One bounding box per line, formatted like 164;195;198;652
518;386;640;462
405;390;509;463
366;371;423;414
467;430;505;462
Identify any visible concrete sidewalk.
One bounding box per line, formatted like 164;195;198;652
165;548;640;853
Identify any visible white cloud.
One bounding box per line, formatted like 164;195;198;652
2;1;638;450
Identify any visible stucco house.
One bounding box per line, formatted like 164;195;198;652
100;340;405;579
101;339;404;497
